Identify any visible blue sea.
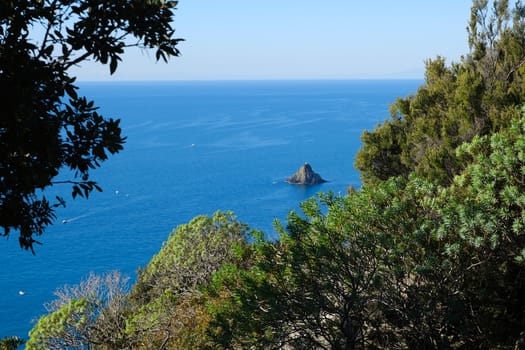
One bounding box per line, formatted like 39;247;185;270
0;80;420;338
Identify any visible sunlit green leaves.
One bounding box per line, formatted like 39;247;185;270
356;1;525;186
27;298;91;350
125;211;254;349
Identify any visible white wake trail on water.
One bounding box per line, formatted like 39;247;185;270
61;193;152;223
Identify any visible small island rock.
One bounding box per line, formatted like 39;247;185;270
286;163;326;185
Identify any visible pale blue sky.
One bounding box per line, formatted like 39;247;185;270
73;1;474;81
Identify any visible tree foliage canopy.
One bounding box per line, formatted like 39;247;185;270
355;0;525;185
0;0;182;251
127;211;254;349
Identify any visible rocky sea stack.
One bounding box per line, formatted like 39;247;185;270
286;163;326;185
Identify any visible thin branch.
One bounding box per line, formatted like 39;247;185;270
505;55;525;81
37;1;59;59
466;259;487;270
63;51;92;70
51;180;89;185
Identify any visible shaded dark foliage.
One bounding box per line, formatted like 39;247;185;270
0;0;183;251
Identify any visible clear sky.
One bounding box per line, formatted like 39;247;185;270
73;1;474;81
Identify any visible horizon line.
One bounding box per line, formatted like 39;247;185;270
76;77;425;83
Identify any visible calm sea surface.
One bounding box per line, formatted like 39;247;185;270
0;80;420;338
